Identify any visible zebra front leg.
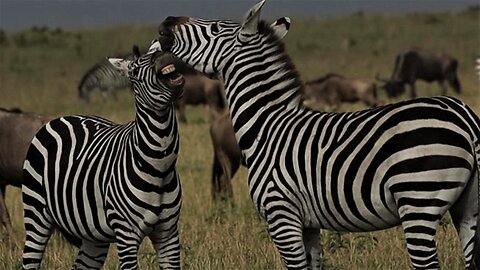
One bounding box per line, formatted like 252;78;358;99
149;224;181;269
115;231;141;270
72;241;110;270
265;202;311;269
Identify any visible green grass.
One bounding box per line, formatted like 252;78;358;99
0;8;479;269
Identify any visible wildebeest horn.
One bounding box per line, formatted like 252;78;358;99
375;73;388;83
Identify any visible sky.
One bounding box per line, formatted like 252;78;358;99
0;0;478;31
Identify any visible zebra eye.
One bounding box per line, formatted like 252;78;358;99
129;67;140;77
211;23;219;34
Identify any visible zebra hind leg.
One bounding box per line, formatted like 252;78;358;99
303;228;321;270
150;224;181;269
400;213;442;270
22;203;54;269
449;170;479;270
73;241;110;270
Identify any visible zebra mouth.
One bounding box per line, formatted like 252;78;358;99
160;64;184;86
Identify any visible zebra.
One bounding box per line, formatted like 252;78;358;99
78;57;131;102
22;44;184;270
155;1;480;269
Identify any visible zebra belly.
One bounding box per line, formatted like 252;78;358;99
43;163;115;242
26;116;117;243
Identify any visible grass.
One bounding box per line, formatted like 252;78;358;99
0;7;479;270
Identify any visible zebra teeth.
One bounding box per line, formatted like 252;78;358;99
161;64;176;75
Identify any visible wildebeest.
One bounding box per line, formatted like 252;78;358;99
210;113;243;200
0;108;51;239
303;73;378;110
377;47;461;98
175;69;226;123
78;57;226;123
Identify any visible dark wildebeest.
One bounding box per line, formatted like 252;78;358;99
210;113;244;200
377;47;461;98
175;68;226;123
78;57;226;123
303;73;378;110
0;108;51;239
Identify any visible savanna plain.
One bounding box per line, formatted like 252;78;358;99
0;7;479;270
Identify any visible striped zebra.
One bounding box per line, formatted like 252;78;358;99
155;1;480;269
22;44;184;270
78;57;131;102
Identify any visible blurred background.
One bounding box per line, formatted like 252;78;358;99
0;1;479;269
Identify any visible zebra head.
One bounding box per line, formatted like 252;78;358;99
156;0;290;78
108;44;185;110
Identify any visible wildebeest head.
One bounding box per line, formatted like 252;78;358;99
381;80;405;97
376;74;405;98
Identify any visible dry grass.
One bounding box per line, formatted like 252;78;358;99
0;8;479;270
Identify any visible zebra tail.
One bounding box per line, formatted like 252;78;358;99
472;139;480;270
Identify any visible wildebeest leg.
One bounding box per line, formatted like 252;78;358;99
409;82;417;99
175;101;187;123
303;228;321;269
217;151;234;201
0;184;15;240
446;74;461;94
439;80;448;96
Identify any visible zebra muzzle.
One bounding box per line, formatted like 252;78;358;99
160;64;184;86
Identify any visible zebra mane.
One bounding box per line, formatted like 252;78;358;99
257;20;305;99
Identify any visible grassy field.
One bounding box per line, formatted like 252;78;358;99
0;7;479;270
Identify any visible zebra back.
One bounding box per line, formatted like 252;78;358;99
78;58;132;101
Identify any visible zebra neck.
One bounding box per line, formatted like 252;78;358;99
221;40;304;163
130;102;179;183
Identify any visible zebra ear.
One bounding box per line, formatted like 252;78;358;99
270;17;290;40
239;0;265;40
107;57;131;76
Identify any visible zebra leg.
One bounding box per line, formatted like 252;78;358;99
22;206;54;269
303;228;321;270
449;172;479;270
265;198;309;269
150;225;181;269
114;229;141;270
400;215;441;270
72;241;110;270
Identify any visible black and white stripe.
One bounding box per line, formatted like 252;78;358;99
22;45;183;270
78;58;132;102
157;1;480;269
